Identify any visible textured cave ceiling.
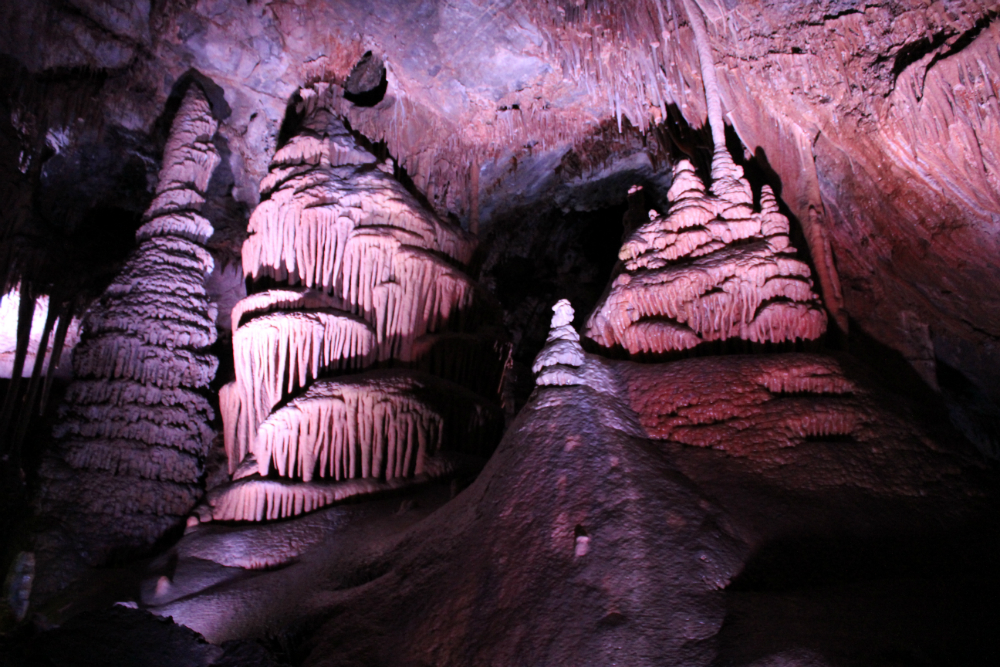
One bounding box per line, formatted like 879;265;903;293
2;0;1000;664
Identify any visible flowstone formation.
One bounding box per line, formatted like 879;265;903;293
33;86;221;596
584;151;827;355
208;86;505;522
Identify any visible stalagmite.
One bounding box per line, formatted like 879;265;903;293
34;85;222;593
533;299;587;387
584;156;826;354
211;89;506;521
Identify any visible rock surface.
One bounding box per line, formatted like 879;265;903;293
119;348;997;665
0;1;998;662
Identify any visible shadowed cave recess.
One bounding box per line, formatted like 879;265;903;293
1;1;1000;665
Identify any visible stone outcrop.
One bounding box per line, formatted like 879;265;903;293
136;345;994;666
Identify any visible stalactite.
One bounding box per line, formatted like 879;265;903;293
229;308;377;461
39;300;75;413
208;453;466;523
0;281;37;438
252;371;500;484
33;85;222;595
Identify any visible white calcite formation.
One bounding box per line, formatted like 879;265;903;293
584;149;827;354
241;93;477;362
532;299;586;387
214;90;503;522
36;86;221;580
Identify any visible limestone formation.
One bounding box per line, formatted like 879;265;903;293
585;152;827;354
213;90;505;521
34;86;221;594
584;0;826;355
532;299;586;387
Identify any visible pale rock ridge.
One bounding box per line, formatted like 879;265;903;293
214;93;505;521
584;148;827;354
34;86;222;594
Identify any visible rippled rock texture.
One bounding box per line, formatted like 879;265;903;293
32;85;221;599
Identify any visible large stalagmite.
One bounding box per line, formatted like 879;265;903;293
33;86;221;597
212;87;505;522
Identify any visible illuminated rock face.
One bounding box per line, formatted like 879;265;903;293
34;86;220;593
215;90;504;521
584;149;827;355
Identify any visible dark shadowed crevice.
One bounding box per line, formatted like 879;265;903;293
937;358;1000;459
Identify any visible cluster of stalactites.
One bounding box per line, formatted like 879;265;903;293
216;98;503;521
220;289;377;472
242;104;475;287
584;147;827;355
239;106;479;357
211;371;501;522
36;87;221;572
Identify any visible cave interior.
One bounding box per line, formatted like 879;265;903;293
1;1;1000;665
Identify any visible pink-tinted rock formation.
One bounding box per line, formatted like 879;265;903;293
135;344;993;666
4;0;999;427
617;352;972;493
33;86;221;596
585;151;827;355
212;91;504;521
